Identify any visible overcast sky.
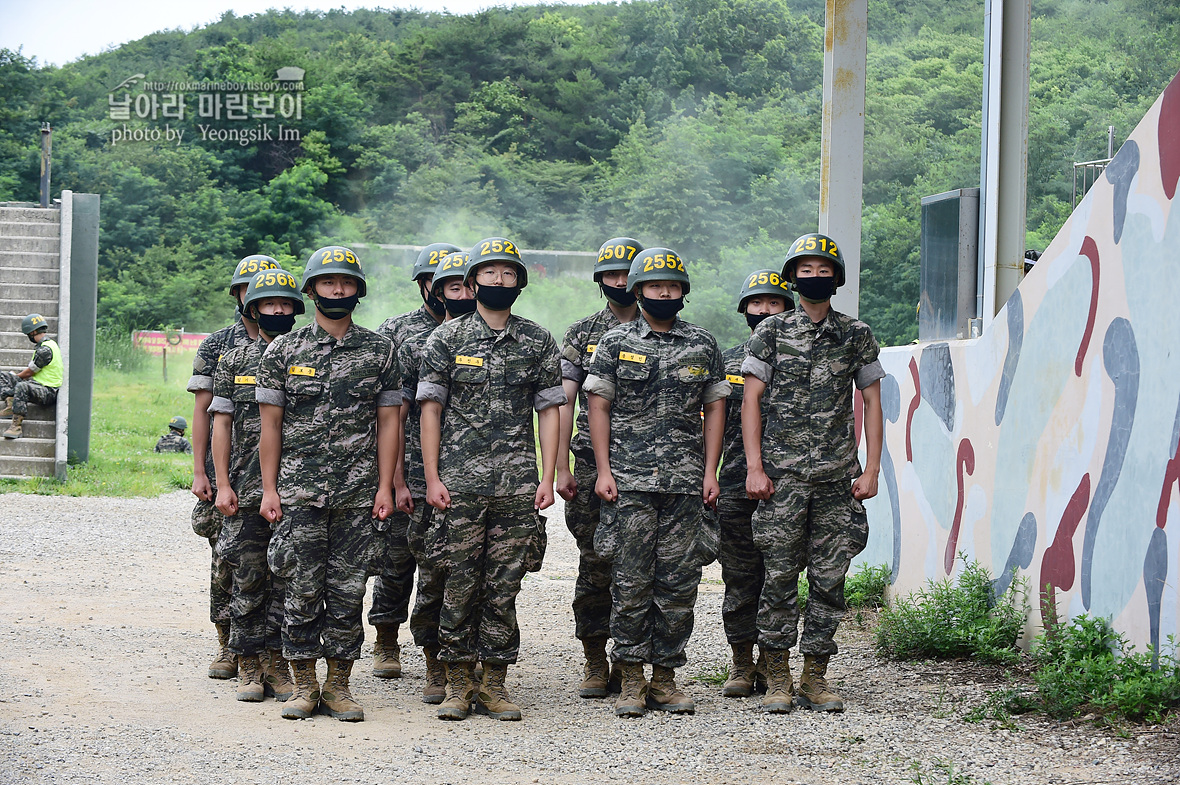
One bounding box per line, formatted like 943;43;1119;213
1;0;591;67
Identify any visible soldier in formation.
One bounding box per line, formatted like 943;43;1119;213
154;416;193;454
0;313;63;440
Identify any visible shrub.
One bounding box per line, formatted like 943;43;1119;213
94;325;150;372
846;563;891;609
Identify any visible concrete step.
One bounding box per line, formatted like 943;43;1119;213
0;314;58;334
0;220;60;238
0;418;55;439
0;455;56;478
0;266;59;285
0;298;58;317
0;347;63;368
0;284;60;303
0;328;58;350
0;252;60;270
0;435;55;458
0;236;60;255
0;207;60;225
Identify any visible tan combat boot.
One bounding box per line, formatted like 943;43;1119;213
263;649;294;702
613;662;647;718
760;648;794;713
795;654;844;712
208;622;237;679
579;637;611;698
0;397;13;417
438;662;476;721
422;647;447;705
281;659;320;719
319;658;364;721
372;624;402;679
646;665;695;714
723;640;756;697
236;654;265;702
2;414;24;439
475;663;522;721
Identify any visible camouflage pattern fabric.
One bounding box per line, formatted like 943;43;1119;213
0;371;57;416
153;432;192;454
267;506;385;661
753;479;869;655
740;309;884;482
396;327;432;497
560;306;623;467
188;319;253;484
718;339;758;498
201;526;233;625
716;496;762;644
254;320;402;508
209;338;266;507
217;509;286;655
406;502;447;650
434;493;544;664
598;492;705;668
417;311;566;497
583;316;729;494
368;510;415;627
376;303;440;354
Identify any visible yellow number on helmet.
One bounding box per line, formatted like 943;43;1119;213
805;237;817;250
481;242;491;255
757;272;769;285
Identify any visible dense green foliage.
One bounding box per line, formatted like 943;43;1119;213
1;0;1176;345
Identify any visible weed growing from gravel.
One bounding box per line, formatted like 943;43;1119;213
874;555;1028;664
908;758;992;785
846;563;890;609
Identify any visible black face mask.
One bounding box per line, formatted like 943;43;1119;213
794;276;836;303
640;296;684;321
444;297;478;317
257;312;297;336
475;285;520;311
600;283;636;307
745;312;775;331
422;282;446;318
313;293;360;320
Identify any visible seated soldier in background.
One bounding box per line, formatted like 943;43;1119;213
154;416;193;454
0;313;63;440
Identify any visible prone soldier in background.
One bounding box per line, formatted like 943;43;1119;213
0;313;63;440
716;270;793;698
369;242;461;680
256;246;402;722
154;416;193;454
556;236;642;699
210;269;305;704
188;255;279;679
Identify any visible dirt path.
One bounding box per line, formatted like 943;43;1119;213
0;491;1175;784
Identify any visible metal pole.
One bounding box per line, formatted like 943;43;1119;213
162;346;167;383
39;123;52;208
1108;125;1114;158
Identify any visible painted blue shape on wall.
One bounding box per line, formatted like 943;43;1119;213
919;343;955;432
1144;526;1168;667
1104;141;1141;245
879;373;903;582
993;512;1038;597
1081;317;1140;609
994;290;1024;426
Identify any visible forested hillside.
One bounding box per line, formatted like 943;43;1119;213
1;0;1176;347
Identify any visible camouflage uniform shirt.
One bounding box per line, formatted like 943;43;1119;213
208;337;267;507
377;304;441;354
741;309;885;483
583;316;730;494
561;306;624;470
154;432;192;454
417;311;566;497
187;319;253;479
396;328;433;497
718;338;760;499
255;320;402;508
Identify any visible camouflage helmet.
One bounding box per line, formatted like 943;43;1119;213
243;268;306;316
737;268;794;313
300;245;367;297
594;237;644;282
168;415;188;432
413;243;463;283
229;255;281;295
20;313;48;336
626;248;690;296
781;232;846;287
430;251;470;296
465;237;528;289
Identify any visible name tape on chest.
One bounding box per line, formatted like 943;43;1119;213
455;355;484;367
726;374;744;385
234;375;257;385
619;351;647;364
682;366;708;378
288;365;316;377
585;344;597;354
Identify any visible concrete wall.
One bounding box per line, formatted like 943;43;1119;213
858;69;1180;653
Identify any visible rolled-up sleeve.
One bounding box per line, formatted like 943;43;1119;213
208;395;235;415
255;387;285;407
187;374;214;393
534;385;567;411
703;380;731;404
582;374;615;401
855;359;886;390
741;356;773;385
561;357;586;384
416;381;449;405
377;389;404;407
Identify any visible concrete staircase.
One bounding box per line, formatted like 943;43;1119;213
0;205;62;478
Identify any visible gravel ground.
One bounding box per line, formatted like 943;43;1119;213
0;490;1176;785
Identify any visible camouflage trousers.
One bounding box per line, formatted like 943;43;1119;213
368;509;416;627
437;493;536;664
267;506;385;661
405;500;446;650
753;478;869;656
0;372;57;416
717;496;763;645
217;508;286;655
565;464;613;641
597;492;705;668
192;500;231;625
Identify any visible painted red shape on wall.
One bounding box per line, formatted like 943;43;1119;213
905;358;920;462
1156;442;1180;529
1075;237;1100;377
1160;71;1180;200
1039;474;1092;627
943;438;976;574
